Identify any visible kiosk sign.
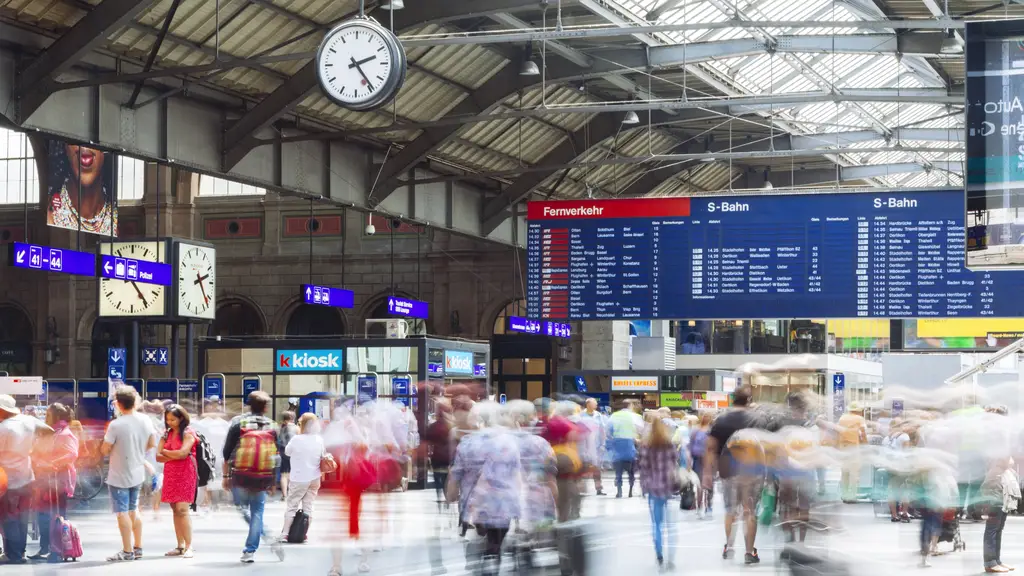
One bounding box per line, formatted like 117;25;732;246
277;349;344;372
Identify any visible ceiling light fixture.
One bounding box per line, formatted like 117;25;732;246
519;60;540;76
381;0;404;9
622;110;640;125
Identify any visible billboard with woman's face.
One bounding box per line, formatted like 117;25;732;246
46;139;117;236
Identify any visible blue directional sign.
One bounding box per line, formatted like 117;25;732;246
507;316;572;339
832;373;846;419
107;347;126;381
10;242;96;277
142;347;169;366
302;284;355;308
202;373;224;401
392;377;410;407
100;254;172;286
387;295;429;319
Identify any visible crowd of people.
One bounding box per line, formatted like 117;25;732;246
1;380;1024;574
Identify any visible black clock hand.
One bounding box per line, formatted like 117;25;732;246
130;281;145;300
193;274;209;285
349;56;374;90
347;55;377;68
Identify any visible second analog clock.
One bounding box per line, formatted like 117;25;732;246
175;242;216;320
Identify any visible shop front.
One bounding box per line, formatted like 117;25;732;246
199;336;490;490
609;375;661;409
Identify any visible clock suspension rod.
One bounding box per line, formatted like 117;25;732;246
309;197;314;284
170;323;179;378
131;320;140;379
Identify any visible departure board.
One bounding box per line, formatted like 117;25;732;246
526;190;1023;320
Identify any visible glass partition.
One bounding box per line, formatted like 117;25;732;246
346;346;418;373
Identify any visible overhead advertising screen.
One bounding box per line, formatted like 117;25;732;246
965;19;1024;268
526;190;1024;321
46;138;117;236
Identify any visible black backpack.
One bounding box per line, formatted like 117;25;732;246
287;510;310;544
194;430;217;487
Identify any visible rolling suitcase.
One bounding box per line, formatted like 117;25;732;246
555;520;588;576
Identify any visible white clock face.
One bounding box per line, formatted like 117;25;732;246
177;244;216;320
317;22;399;109
99;242;166;317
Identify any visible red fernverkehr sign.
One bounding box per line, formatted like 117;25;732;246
527;197;690;220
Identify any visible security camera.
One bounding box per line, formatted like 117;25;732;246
391;218;402;229
365;223;376;235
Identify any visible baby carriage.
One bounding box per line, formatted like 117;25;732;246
937;509;965;552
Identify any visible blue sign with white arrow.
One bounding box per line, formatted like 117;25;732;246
387;295;429;319
142;347;169;366
100;254;172;286
10;242;96;277
301;284;354;308
107;347;126;381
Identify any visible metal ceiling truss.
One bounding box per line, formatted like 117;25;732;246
740;161;961;187
16;0;158;122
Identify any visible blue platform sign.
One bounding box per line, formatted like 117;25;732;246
392;377;410;406
832;373;846;419
507;316;571;338
203;373;224;402
575;376;588;393
892;399;904;418
387;296;429;319
142;347;169;366
146;379;179;403
242;376;261;404
10;242;96;277
100;254;172;286
302;284;355;308
527;190;1024;320
357;375;377;402
107;347;126;381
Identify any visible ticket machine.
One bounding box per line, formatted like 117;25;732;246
298;391;335;421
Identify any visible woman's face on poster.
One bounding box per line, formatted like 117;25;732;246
65;144;106;189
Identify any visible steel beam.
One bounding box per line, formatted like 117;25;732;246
222;1;546;170
126;0;182;109
17;0;157;121
399;19;966;47
741;161;961;187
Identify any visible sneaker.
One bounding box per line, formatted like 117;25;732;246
358;561;371;573
745;549;760;565
328;570;342;576
134;547;143;559
241;551;256;563
107;550;135;562
182;548;194;559
722;545;734;560
272;542;285;562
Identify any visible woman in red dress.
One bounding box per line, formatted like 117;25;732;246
157;404;197;558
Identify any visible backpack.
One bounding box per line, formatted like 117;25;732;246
233;417;278;484
194;430;217;487
690;430;708;458
553;442;582;477
49;515;83;561
682;332;705;354
287;510;310;544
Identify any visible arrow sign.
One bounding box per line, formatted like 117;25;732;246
99;255;172;286
301;284;354;309
9;242;96;277
103;260;112;274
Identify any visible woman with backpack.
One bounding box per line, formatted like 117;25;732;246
156;404;198;558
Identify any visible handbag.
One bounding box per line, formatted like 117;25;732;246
757;482;777;526
320;453;338;475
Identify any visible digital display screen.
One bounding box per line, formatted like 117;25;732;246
526;190;1024;320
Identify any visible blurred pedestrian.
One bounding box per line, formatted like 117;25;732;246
29;403;78;562
280;413;325;541
639;417;680;571
609;401;640;498
278;411;298;502
157;404;197;558
0;394;54;564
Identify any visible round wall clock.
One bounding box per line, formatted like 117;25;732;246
315;18;407;112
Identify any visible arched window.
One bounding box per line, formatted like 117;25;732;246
492;299;527;335
90;320;130;378
286;304;345;337
0;128;39;204
210;300;265;338
0;305;33;375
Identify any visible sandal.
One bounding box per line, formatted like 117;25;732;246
986;567;1010;573
165;548;185;557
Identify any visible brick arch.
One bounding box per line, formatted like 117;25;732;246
271;295;349;337
0;300;36;340
212;294;270;337
482;297;528;336
76;305;98;341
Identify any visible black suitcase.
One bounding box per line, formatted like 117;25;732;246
287;510;310;543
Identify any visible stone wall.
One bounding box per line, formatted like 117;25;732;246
0;165;530;380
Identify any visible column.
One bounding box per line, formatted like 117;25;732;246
581;321;631;371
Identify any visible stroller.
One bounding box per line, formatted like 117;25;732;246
936;509;965;552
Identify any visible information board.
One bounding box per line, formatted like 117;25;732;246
526;190;1024;320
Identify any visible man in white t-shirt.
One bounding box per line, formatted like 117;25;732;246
193;402;231;512
101;387;157;562
0;395;52;564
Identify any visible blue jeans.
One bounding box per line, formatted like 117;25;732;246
919;508;941;555
233;488;270;553
984;509;1007;568
1;487;31;562
109;484;141;514
648;495;676;563
614;460;635;491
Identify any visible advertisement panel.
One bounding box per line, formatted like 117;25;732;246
46;138;117;236
444;350;474;375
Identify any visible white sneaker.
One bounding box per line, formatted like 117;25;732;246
240;552;255;563
358;561;371;573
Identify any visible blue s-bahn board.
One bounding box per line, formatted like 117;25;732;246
526;189;1013;320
